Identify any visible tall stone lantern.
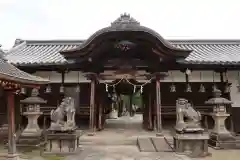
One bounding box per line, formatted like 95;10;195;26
20;88;46;137
205;89;236;149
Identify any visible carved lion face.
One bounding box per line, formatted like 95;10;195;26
176;98;188;105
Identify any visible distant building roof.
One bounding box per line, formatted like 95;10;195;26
0;55;49;85
5;39;240;66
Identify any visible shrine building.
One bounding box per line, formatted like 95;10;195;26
4;13;240;134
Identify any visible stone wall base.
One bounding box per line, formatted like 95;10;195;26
208;132;236;149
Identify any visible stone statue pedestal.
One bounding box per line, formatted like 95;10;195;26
174;131;210;158
173;98;210;158
43;129;82;155
21;112;42;137
208;113;236;149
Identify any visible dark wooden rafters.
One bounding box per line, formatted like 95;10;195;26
60;14;192;69
60;38;177;73
61;31;190;61
60;14;191;56
18;61;240;73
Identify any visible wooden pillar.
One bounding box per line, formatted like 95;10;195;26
129;93;133;117
7;90;18;159
148;90;153;130
98;102;103;130
87;73;97;135
97;85;103;131
155;75;162;135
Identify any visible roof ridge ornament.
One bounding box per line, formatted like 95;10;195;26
111;13;140;26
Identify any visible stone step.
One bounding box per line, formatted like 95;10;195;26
79;137;137;145
137;138;156;152
151;137;173;152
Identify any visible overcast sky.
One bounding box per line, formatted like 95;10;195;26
0;0;240;49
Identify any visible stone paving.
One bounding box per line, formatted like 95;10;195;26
2;114;240;159
65;145;191;160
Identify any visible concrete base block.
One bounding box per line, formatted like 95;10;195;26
174;132;210;158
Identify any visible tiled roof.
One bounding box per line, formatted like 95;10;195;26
5;39;240;65
171;40;240;64
6;40;83;65
0;56;49;84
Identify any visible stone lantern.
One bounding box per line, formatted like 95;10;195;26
205;89;236;149
20;88;46;137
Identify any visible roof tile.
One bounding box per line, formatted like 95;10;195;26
0;56;48;84
5;39;240;65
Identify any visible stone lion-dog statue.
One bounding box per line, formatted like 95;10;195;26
175;98;203;133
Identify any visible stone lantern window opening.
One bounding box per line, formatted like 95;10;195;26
26;104;41;112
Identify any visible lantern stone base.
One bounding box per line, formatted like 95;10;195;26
173;132;210;158
208;132;236;149
17;112;43;149
17;129;44;151
0;153;20;160
16;135;46;152
21;129;42;137
21;111;43;136
6;154;20;160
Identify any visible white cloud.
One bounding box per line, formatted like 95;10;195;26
0;0;240;49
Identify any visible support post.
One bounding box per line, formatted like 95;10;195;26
155;75;162;136
148;91;153;130
7;90;19;160
88;74;96;136
98;103;103;130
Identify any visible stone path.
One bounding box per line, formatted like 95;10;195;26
65;145;191;160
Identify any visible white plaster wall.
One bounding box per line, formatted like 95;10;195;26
33;71;90;83
33;70;240;107
162;70;221;82
34;70;225;83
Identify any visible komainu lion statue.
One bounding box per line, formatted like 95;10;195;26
175;98;203;133
49;97;76;131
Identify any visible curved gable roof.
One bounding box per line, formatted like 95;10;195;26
61;14;189;54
